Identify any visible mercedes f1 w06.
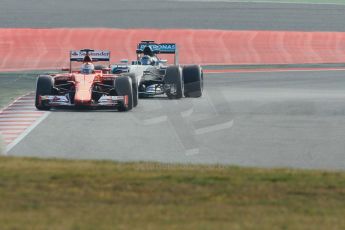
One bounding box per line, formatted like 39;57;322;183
35;49;138;111
111;41;203;99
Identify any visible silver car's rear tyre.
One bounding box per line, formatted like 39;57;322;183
183;65;203;98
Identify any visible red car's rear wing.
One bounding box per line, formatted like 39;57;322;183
70;49;110;62
69;49;111;72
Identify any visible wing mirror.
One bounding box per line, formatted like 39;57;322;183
61;67;70;71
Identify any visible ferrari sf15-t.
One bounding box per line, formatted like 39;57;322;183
35;49;138;111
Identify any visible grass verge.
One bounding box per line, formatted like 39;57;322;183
0;72;37;109
0;156;344;230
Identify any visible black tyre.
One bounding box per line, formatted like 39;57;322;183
183;65;203;98
115;76;133;111
35;75;54;110
164;65;183;99
122;73;138;107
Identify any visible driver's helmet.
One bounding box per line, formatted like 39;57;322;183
143;46;154;57
140;55;154;65
81;62;94;74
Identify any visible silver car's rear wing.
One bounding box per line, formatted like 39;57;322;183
136;41;179;65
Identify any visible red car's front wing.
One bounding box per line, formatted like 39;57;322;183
38;95;128;108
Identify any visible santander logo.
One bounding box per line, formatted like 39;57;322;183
70;50;110;58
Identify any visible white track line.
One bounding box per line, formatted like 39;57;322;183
5;111;50;154
0;92;50;154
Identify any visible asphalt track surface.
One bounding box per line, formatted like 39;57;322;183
3;0;345;169
1;0;345;31
8;70;345;170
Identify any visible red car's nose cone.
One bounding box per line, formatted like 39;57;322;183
73;74;94;106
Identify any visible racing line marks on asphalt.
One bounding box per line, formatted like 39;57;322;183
194;120;234;135
0;92;50;154
180;108;194;118
141;115;168;125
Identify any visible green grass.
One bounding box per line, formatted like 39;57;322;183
0;72;37;109
0;156;344;230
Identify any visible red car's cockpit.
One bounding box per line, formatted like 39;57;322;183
80;62;95;74
69;49;111;74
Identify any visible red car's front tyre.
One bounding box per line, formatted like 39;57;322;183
115;76;133;112
35;75;54;110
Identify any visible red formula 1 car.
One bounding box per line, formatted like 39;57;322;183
35;49;138;111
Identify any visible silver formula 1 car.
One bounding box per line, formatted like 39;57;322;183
111;40;203;99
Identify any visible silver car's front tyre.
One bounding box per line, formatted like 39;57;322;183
164;66;183;99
